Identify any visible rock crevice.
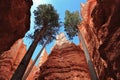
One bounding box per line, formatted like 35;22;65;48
79;0;120;79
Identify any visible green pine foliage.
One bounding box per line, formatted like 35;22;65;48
64;10;81;40
28;4;61;45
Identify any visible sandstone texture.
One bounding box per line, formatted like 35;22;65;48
0;39;26;79
38;33;91;80
27;49;49;80
0;0;33;52
79;0;120;79
39;49;49;67
0;39;38;80
26;60;40;80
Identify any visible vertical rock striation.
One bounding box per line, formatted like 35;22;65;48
39;49;49;67
26;60;40;80
79;0;120;79
0;39;26;79
27;49;49;80
0;0;33;52
38;33;91;80
0;39;39;80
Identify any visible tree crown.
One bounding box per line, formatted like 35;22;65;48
28;4;61;45
64;10;81;40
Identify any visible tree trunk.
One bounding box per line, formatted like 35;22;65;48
11;27;47;80
22;37;50;80
78;30;98;80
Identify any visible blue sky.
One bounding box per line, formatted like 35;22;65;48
23;0;86;64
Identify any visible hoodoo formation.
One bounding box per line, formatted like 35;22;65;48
0;39;26;79
0;0;120;80
0;39;39;80
38;33;91;80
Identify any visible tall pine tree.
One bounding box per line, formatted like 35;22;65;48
64;10;98;80
64;10;80;40
11;4;61;80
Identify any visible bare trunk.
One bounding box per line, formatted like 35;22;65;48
22;37;50;80
78;30;98;80
11;27;47;80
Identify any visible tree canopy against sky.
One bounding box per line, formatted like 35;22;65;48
64;10;81;40
29;4;61;45
11;4;61;80
23;0;87;59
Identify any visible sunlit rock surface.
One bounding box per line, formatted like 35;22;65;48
0;0;33;52
0;39;26;79
0;39;38;80
79;0;120;79
38;33;91;80
56;33;70;46
26;60;40;80
27;48;49;80
39;49;49;67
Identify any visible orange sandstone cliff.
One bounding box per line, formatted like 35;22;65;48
39;49;49;67
0;39;26;79
0;39;39;80
27;49;49;80
37;0;120;79
79;0;120;79
0;0;39;80
0;0;120;80
26;60;40;80
38;33;91;80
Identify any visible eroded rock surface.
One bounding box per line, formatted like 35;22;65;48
79;0;120;79
0;39;38;80
0;0;33;52
39;49;49;67
38;33;90;80
26;60;40;80
0;39;26;79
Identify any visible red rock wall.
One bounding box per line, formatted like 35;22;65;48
0;0;33;52
38;43;91;80
0;39;26;79
38;49;48;67
26;60;40;80
0;39;38;80
79;0;120;79
27;49;48;80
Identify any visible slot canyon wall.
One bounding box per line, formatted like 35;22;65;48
0;0;119;80
27;49;49;80
37;0;120;80
0;0;32;52
0;39;26;79
0;39;39;80
79;0;120;79
0;0;35;80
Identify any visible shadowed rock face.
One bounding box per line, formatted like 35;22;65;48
38;33;91;80
79;0;120;79
93;0;120;79
0;0;33;52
